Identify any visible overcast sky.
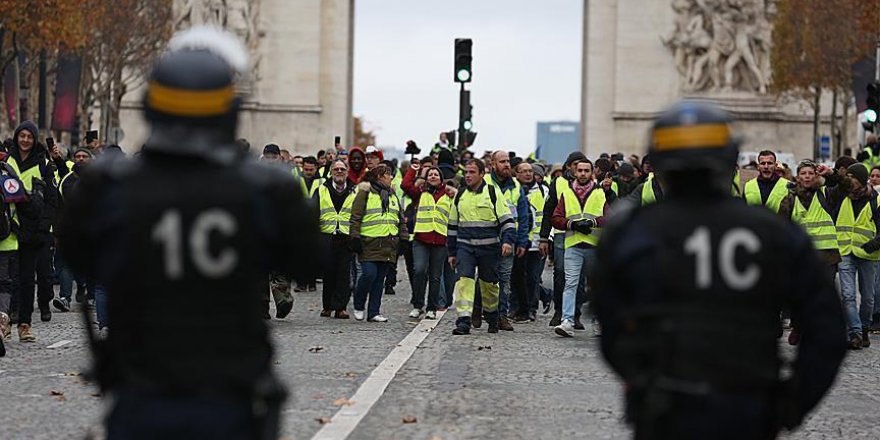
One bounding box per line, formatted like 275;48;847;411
353;0;583;157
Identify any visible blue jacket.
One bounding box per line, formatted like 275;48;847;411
489;172;531;249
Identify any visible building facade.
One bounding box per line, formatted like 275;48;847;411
536;121;580;165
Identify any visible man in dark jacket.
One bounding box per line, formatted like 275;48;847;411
9;121;58;340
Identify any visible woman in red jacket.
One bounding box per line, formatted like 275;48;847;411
402;162;457;319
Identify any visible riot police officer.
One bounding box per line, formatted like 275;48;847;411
58;27;319;439
594;101;846;439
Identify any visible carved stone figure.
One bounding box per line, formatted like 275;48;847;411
172;0;262;88
662;0;774;94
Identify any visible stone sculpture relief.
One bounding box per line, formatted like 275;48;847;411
662;0;775;94
173;0;262;90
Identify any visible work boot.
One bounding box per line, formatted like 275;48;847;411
275;300;293;319
486;312;500;333
0;312;10;340
848;333;863;350
573;315;585;330
862;330;871;348
498;316;514;331
18;324;36;343
40;309;52;322
549;310;562;327
75;285;85;303
452;317;471;335
471;309;483;329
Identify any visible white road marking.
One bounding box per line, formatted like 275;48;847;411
47;340;74;349
310;311;447;440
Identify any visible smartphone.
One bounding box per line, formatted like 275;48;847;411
86;130;98;142
334;136;341;146
46;137;55;149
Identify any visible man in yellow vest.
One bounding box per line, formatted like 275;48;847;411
823;163;880;349
295;155;323;293
538;151;590;328
550;158;610;337
510;160;547;322
8;121;57;341
259;144;295;319
448;159;516;335
777;160;841;345
743;150;790;213
315;159;356;318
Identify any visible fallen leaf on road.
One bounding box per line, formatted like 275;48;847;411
49;390;64;396
402;415;418;424
332;397;355;406
315;416;332;424
342;372;358;378
477;346;492;351
308;346;324;353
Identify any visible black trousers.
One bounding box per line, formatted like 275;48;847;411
322;235;352;311
18;237;54;325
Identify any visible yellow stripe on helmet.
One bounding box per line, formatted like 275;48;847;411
147;82;235;117
652;123;731;151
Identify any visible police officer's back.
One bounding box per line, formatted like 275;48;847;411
59;28;319;439
594;102;846;439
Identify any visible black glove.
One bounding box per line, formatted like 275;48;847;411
572;219;594;235
349;237;363;254
862;240;880;254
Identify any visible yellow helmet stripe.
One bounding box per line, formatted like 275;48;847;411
147;82;235;117
652;124;730;151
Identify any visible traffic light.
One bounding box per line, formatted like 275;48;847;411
460;90;473;130
464;131;477;148
867;81;880;125
454;38;472;83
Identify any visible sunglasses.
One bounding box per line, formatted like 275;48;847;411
332;168;347;172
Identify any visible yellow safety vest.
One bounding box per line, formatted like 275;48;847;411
360;191;400;238
484;174;521;222
0;204;18;251
527;186;546;243
641;173;657;206
301;177;323;198
790;190;837;251
8;156;48;191
836;196;880;260
318;185;354;235
731;169;742;197
413;191;452;237
53;160;73;184
562;186;606;249
744;178;790;213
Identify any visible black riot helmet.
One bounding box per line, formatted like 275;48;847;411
648;101;739;173
142;27;248;158
647;101;740;198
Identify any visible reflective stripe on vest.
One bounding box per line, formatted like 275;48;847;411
413;191;452;237
836;196;880;260
318;185;355;235
59;172;76;199
527;186;546;243
360;191;400;238
744;178;789;213
562;186;606;248
790;190;837;251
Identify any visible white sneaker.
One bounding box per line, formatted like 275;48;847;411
425;310;437;319
353;310;365;321
554;320;574;338
408;308;422;319
369;315;388;322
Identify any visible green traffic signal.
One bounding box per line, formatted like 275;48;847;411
867;109;878;124
457;69;471;83
463;120;473;130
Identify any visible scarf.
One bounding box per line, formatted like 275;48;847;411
371;181;392;212
572;179;594;201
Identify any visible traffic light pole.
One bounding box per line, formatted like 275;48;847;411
458;82;466;151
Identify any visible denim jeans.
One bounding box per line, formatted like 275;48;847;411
55;250;74;301
524;251;546;315
92;282;109;329
497;254;514;316
838;254;874;336
554;233;587;315
440;260;457;308
411;241;447;311
354;260;391;319
562;246;597;323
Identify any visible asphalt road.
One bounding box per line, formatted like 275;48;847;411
1;264;877;440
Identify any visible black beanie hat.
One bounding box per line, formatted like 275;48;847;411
564;151;587;167
847;163;869;186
